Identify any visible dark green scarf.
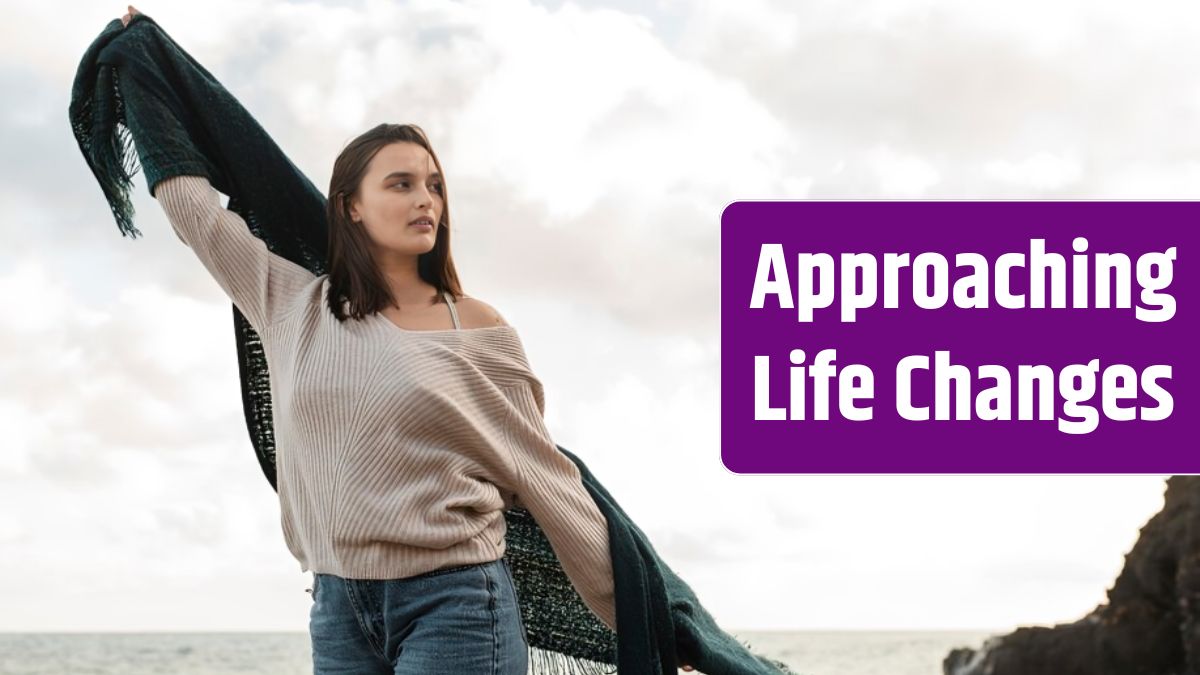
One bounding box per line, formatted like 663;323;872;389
69;13;798;675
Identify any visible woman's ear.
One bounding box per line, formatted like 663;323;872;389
340;192;360;223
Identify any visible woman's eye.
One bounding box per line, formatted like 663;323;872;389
392;182;441;194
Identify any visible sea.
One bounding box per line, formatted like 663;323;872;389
0;630;994;675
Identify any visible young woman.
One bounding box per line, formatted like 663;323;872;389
113;6;675;673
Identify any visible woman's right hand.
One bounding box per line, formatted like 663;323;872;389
120;4;140;27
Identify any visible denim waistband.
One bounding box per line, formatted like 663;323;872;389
316;557;503;582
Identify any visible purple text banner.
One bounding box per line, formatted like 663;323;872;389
720;201;1196;473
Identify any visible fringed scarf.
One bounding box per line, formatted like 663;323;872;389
69;13;798;675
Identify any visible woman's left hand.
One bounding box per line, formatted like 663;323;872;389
120;5;140;27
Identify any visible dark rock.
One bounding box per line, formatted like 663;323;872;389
943;475;1197;675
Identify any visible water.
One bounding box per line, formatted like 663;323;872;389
0;633;310;675
0;630;995;675
735;631;995;675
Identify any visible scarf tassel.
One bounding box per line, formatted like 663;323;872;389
530;645;619;675
69;62;144;239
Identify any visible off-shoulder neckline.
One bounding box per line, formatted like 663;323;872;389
320;277;517;336
373;312;517;336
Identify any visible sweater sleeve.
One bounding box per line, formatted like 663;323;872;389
502;380;618;632
153;175;317;333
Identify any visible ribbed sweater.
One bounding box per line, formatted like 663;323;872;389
154;174;617;631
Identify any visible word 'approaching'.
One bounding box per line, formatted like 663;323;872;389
750;237;1178;323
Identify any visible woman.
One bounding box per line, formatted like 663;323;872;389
113;6;706;674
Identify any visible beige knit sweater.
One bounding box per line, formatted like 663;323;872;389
154;174;616;631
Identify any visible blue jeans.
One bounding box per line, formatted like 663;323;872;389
308;557;530;674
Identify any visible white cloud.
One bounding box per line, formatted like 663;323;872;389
869;144;941;196
674;0;1200;198
984;151;1082;191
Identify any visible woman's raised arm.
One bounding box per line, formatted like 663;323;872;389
153;174;318;334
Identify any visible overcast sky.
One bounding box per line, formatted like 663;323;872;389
0;0;1185;633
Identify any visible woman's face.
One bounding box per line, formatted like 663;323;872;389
348;141;444;258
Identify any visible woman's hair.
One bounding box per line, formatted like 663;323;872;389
325;123;463;322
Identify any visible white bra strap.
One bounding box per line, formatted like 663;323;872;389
442;290;461;330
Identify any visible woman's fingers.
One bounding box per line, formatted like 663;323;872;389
121;5;139;27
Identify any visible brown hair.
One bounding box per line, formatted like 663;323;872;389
324;123;463;322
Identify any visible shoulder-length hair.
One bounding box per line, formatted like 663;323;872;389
324;123;463;322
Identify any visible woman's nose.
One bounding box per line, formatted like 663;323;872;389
415;186;434;208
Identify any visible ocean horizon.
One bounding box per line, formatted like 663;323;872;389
0;629;997;674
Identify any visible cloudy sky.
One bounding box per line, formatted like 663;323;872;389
1;0;1186;634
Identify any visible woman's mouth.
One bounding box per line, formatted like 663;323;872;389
409;217;434;231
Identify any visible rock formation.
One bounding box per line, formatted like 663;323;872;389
944;475;1198;675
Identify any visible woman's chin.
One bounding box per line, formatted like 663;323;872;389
390;237;437;255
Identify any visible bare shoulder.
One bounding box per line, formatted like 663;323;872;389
453;294;509;328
